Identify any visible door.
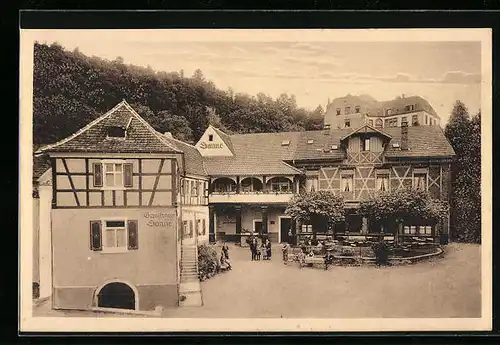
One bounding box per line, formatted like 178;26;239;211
183;217;197;245
280;217;292;243
254;220;263;234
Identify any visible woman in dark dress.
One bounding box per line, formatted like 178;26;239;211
250;237;257;261
265;239;272;260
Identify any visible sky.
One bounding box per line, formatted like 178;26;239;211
31;30;483;124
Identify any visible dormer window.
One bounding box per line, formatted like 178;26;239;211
281;140;290;146
345;107;351;115
208;134;214;142
336;108;341;115
387;109;393;116
405;104;415;112
392;143;400;149
107;126;126;138
355;106;360;113
331;144;338;150
307;139;314;144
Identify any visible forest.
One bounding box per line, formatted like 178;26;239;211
33;42;324;148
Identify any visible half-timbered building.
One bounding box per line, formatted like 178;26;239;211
34;100;205;312
33;99;454;313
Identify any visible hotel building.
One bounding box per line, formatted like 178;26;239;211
33;99;454;312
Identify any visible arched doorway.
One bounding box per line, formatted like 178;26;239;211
96;282;137;310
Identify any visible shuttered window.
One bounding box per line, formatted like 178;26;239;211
127;220;138;250
90;219;138;252
124;163;133;187
202;218;206;235
90;220;102;251
93;163;103;187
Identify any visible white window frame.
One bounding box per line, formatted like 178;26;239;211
101;218;129;253
363;138;370;151
102;159;126;190
412;170;428;191
376;174;390;192
341;174;354;192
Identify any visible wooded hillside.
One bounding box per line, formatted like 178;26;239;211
33;42;325;148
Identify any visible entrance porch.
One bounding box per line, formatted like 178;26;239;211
209;204;296;244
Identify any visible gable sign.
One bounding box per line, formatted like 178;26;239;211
195;127;234;157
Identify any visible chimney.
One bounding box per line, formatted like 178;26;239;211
164;132;173;139
401;120;408;150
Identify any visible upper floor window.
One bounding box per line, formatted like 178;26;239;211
191;180;199;196
402;116;407;125
344;120;351;128
345;107;351;115
404;104;415;112
376;174;389;192
362;138;370;151
341;174;354;192
336;108;341;115
413;172;427;190
412;114;419;125
387;109;393;116
355;106;360;113
368;119;374;126
213;178;236;193
93;161;133;189
106;126;126;138
208;134;214;142
375;118;383;128
425;115;428;125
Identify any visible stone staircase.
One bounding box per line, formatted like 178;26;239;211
178;244;203;307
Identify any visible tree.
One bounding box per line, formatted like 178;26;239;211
359;188;449;244
444;101;481;243
285;191;345;240
192;68;205;81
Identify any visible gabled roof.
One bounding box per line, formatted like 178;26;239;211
33;154;51;181
375;95;439;118
339;124;392;141
35;101;182;155
291;129;348;161
202;130;303;176
382;125;455;158
210;126;235;154
157;132;208;177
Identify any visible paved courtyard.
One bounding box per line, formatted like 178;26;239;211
33;243;481;319
165;242;481;318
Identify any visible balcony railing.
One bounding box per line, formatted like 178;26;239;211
209;190;295;204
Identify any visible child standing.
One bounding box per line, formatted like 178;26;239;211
282;242;289;264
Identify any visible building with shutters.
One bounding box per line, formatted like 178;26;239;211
198;120;454;246
324;94;441;130
33;99;455;312
34;100;209;312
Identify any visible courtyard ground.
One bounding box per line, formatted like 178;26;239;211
33;243;481;319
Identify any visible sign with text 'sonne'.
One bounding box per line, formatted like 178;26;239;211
199;141;223;149
143;211;175;227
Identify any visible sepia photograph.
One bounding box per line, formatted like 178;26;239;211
19;28;492;332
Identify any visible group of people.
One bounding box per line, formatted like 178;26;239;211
249;237;272;261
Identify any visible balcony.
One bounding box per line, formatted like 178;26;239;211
209;176;297;204
209;191;294;204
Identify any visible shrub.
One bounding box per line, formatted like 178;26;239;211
198;244;220;281
371;240;391;266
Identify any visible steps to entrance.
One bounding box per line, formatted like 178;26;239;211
179;244;203;307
